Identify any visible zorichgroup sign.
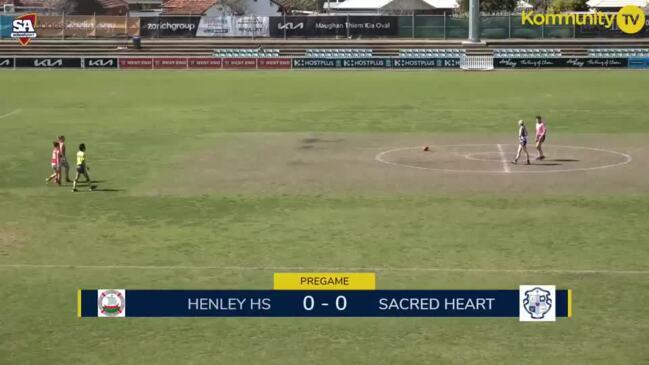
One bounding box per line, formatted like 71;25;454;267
140;17;200;37
522;5;646;35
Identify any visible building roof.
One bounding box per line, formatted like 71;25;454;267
162;0;218;14
586;0;648;7
334;0;457;9
97;0;128;9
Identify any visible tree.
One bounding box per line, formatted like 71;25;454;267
528;0;552;12
548;0;589;12
459;0;519;14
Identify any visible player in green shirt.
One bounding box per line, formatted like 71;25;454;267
72;143;93;192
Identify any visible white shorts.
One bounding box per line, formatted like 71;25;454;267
51;164;60;172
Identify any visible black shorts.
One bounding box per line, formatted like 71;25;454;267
76;165;86;174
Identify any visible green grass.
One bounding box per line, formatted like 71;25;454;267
1;71;648;364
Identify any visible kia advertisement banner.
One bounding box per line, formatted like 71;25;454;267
15;57;82;68
270;16;398;37
140;16;200;37
0;57;14;68
83;57;118;69
197;16;269;37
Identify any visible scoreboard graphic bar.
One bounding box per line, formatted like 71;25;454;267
80;288;571;319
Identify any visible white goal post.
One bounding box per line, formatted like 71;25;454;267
460;56;494;71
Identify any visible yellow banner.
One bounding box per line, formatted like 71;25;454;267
274;272;376;290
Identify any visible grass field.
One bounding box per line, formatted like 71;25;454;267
1;70;648;364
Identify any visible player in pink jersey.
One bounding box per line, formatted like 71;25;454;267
46;141;61;185
58;135;72;182
535;116;547;160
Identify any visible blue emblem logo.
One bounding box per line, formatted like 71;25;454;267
523;287;552;319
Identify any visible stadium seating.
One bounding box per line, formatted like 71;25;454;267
492;48;562;58
214;48;281;58
305;49;372;58
398;49;465;58
587;48;649;57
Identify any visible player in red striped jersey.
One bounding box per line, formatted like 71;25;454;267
57;135;72;183
46;141;61;185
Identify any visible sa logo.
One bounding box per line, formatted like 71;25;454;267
11;13;37;46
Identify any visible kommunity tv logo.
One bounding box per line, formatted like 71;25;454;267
522;5;646;35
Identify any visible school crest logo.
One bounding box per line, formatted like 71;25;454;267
97;289;126;317
11;13;37;46
519;285;556;322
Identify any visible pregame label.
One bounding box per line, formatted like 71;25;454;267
274;273;376;290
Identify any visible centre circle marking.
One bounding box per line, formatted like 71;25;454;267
375;144;632;174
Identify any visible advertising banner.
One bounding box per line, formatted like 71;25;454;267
94;16;140;37
188;58;222;69
36;16;64;37
494;57;628;68
64;15;95;38
222;58;257;69
340;58;390;68
0;57;14;68
83;57;118;69
119;58;153;69
270;16;398;37
292;58;340;68
391;58;460;68
1;15;13;38
154;57;188;69
293;58;460;69
257;58;291;69
197;16;269;37
628;57;649;68
15;57;82;68
140;16;200;37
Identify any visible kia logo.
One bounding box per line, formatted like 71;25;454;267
87;59;114;67
34;59;62;67
278;22;304;30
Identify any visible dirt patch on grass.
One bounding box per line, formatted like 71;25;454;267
0;226;28;256
143;133;648;196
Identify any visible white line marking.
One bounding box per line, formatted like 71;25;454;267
0;109;20;120
497;144;510;173
376;144;632;174
0;263;647;275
